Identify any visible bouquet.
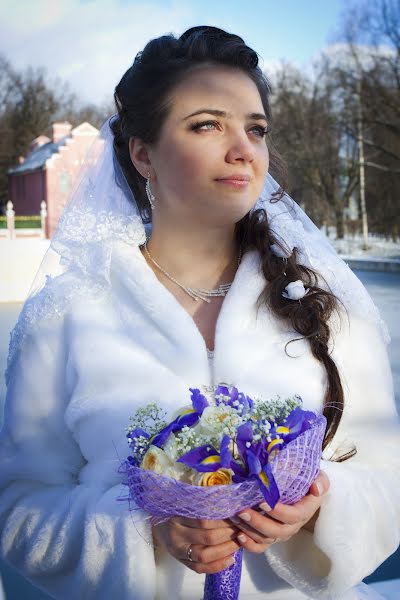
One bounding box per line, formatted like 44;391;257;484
121;384;326;600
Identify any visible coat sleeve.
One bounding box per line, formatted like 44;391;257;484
265;312;400;599
0;312;157;600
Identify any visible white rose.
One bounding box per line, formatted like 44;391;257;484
164;462;195;483
199;404;237;435
141;445;174;474
283;280;309;300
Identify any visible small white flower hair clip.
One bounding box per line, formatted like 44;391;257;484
270;242;293;259
282;280;310;301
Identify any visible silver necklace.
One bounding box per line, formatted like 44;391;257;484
142;241;242;303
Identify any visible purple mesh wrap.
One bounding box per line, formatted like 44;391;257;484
122;415;326;600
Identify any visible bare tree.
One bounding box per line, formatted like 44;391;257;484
334;0;400;239
270;62;358;238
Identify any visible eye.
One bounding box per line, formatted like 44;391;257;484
250;125;271;138
190;120;219;131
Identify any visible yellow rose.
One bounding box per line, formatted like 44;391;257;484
195;468;233;486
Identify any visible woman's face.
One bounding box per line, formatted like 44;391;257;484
138;64;270;227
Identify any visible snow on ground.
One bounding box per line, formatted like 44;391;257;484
329;231;400;259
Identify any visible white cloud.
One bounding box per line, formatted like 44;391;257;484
313;42;396;73
0;0;194;104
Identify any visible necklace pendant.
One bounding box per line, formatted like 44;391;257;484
143;240;238;303
186;286;228;302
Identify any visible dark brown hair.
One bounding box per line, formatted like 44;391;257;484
111;25;354;461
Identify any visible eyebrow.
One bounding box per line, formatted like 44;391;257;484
183;108;268;123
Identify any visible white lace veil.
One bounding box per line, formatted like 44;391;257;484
6;114;389;384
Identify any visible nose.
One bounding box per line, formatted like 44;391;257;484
225;131;256;164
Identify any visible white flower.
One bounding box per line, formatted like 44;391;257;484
199;404;239;435
141;445;174;474
282;280;309;300
164;462;195;483
163;435;181;461
270;242;293;258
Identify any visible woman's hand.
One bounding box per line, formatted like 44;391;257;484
229;471;330;553
152;516;241;574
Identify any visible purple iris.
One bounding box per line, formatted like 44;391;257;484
151;411;199;447
126;427;150;466
189;388;209;414
127;427;149;446
177;444;222;472
220;435;247;478
274;407;316;443
246;448;280;507
214;386;253;415
222;423;280;507
151;388;209;448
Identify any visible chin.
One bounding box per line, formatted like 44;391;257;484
211;206;253;228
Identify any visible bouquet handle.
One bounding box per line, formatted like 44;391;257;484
203;547;243;600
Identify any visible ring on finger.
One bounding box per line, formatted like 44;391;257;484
186;544;194;562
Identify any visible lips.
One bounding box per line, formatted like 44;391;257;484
216;175;251;182
216;175;250;188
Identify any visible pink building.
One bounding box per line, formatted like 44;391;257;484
8;121;98;237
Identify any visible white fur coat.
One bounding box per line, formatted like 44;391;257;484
0;240;399;600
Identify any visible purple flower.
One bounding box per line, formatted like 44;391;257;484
275;407;316;443
189;388;209;414
214;386;253;415
127;427;149;442
177;444;222;472
235;421;254;462
220;435;247;478
151;410;200;448
246;449;280;507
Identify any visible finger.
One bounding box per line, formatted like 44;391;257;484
237;532;276;554
255;493;323;526
231;508;293;543
231;525;282;544
175;522;239;546
187;539;241;565
309;470;330;497
180;553;237;575
176;516;234;530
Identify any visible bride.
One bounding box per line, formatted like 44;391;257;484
0;26;399;600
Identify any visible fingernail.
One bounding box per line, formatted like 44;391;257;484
316;481;324;496
230;516;240;524
259;502;272;512
224;556;235;568
238;512;251;522
237;534;247;543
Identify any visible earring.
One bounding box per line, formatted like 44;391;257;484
146;172;156;210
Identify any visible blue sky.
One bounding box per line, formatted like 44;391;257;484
0;0;349;105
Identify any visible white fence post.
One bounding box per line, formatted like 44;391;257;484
6;200;15;240
40;200;47;239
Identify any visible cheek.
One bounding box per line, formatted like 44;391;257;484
158;141;204;182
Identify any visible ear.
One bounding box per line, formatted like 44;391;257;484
128;137;153;179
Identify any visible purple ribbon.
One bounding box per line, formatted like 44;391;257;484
204;548;243;600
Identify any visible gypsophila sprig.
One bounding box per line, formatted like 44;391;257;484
251;394;303;424
126;402;168;438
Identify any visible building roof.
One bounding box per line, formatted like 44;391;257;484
8;136;68;175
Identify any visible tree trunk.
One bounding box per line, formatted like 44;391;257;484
335;209;345;239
